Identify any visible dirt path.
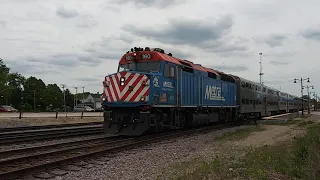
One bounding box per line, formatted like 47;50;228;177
232;124;306;148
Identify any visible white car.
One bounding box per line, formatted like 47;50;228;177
73;105;95;112
84;106;95;112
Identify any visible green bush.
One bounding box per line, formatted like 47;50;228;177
291;124;320;179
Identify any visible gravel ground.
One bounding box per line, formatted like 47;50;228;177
0;117;103;128
12;114;319;180
15;125;251;180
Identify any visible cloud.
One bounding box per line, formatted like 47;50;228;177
2;0;320;96
123;15;233;46
75;76;99;82
0;20;6;28
264;35;287;47
77;15;98;29
269;60;291;65
300;28;320;42
50;53;103;66
263;79;287;85
113;0;185;8
264;51;296;58
122;15;248;56
209;64;249;73
254;34;287;47
56;6;79;19
6;60;58;75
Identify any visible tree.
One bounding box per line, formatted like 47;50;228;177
23;76;46;111
65;89;74;108
43;84;63;111
6;73;25;109
0;59;10;96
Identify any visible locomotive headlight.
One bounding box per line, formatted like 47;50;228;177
140;96;146;101
120;77;125;86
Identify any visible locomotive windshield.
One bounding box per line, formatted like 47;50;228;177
118;61;160;72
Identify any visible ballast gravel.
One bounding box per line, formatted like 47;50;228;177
20;125;250;180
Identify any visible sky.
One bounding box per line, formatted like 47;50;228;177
1;0;320;97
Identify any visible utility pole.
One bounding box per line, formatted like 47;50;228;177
61;84;66;115
74;87;78;106
315;94;318;111
294;77;310;115
259;52;264;85
82;87;85;104
33;90;36;111
313;93;316;111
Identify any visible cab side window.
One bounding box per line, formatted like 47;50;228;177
164;64;170;77
164;63;176;78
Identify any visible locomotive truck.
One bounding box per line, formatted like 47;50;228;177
101;47;308;136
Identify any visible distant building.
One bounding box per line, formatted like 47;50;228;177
80;92;103;110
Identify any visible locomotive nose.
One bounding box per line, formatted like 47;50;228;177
103;72;150;103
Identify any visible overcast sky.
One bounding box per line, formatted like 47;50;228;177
1;0;320;97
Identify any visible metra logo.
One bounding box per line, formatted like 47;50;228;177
163;81;173;88
204;85;225;101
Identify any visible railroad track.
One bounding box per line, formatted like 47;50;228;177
0;122;237;180
0;122;103;133
0;122;104;145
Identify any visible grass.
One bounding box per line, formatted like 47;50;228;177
157;123;320;180
241;123;320;179
215;125;265;141
156;156;237;180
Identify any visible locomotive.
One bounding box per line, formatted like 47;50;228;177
101;47;308;136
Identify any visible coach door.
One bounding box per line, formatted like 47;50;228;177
263;96;267;116
163;63;177;105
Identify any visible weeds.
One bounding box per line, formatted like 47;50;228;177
157;123;320;180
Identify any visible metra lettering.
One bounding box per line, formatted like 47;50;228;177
163;81;173;88
205;85;223;100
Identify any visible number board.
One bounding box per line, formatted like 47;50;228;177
125;56;134;61
140;54;152;60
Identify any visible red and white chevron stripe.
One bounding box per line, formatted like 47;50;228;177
103;72;150;102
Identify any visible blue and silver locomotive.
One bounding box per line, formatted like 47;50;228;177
101;47;307;136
